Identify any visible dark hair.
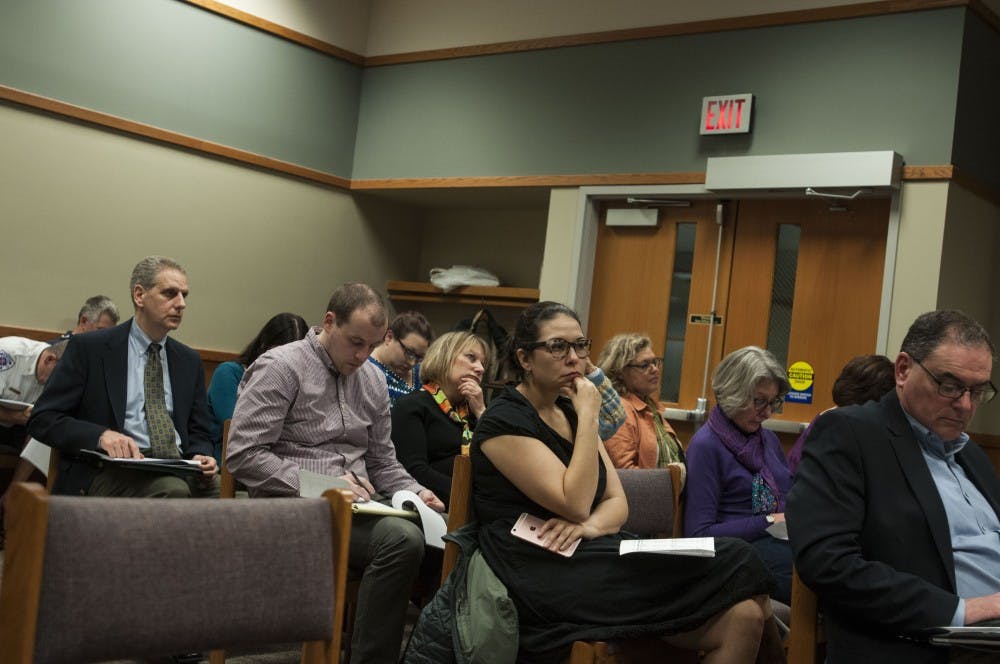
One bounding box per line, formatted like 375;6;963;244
326;282;386;328
504;301;580;381
831;354;895;407
237;313;309;367
390;311;434;344
900;310;995;362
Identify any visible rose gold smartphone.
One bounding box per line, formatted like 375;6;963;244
510;512;581;557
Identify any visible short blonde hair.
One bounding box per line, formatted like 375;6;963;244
597;333;652;395
419;331;491;387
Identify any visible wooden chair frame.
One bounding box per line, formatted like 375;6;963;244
786;567;824;664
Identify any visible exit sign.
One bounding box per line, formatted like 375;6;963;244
700;94;753;135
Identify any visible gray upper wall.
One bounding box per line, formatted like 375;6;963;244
353;9;965;178
0;2;977;182
0;0;361;177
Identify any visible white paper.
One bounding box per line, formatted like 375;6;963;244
20;438;51;475
0;398;32;410
392;489;447;549
298;468;353;498
766;520;789;540
619;537;716;557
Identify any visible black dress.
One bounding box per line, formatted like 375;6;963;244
471;387;772;659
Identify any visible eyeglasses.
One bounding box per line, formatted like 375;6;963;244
913;358;997;405
397;338;425;363
627;358;664;372
752;396;784;414
524;337;592;360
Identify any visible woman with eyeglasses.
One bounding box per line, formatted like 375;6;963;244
367;311;434;407
468;302;782;662
391;331;490;508
597;333;685;471
683;345;794;604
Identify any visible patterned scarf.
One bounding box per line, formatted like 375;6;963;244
645;396;685;467
707;405;783;514
423;382;473;443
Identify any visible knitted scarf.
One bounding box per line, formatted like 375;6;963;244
707;405;782;514
423;382;473;443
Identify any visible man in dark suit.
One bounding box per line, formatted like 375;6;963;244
788;310;1000;663
29;256;218;497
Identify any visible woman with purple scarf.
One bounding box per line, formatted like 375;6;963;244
684;346;793;604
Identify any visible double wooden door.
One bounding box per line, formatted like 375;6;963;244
587;197;890;426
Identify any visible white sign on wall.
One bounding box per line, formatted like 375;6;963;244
700;93;753;135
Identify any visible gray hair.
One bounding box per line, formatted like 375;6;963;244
597;333;652;395
900;310;995;362
78;295;120;325
130;256;185;297
45;339;69;360
712;346;790;416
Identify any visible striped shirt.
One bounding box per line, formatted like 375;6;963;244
226;327;424;498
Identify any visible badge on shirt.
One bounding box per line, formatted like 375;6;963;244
0;350;14;372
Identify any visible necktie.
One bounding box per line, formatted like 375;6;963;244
145;342;179;459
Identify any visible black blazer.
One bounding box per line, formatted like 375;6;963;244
28;319;214;495
787;390;1000;664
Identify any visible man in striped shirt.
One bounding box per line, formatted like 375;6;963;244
227;282;443;664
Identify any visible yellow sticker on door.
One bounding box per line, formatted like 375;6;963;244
786;361;814;404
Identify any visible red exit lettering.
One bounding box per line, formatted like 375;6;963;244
703;97;749;133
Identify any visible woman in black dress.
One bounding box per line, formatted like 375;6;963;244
471;301;784;663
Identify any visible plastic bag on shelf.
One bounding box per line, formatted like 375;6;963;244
429;265;500;292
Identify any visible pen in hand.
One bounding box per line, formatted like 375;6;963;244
350;470;368;502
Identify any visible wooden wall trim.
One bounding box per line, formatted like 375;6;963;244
181;0;995;68
0;324;238;366
364;0;972;66
351;172;707;190
0;84;352;191
902;165;955;179
180;0;365;65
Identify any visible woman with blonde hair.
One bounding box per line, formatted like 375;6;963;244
597;333;685;471
391;331;491;507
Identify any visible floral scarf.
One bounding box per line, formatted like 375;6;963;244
707;405;783;514
646;396;685;467
423;382;473;443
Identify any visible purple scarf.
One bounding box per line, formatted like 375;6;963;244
707;405;784;512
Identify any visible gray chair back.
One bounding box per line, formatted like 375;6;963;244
617;467;682;537
0;483;351;664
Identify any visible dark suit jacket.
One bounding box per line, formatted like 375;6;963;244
787;391;1000;664
28;319;214;495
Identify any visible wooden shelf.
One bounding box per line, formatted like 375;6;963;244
386;281;539;308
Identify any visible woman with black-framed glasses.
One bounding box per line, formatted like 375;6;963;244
368;311;434;407
597;333;686;472
684;345;794;604
463;301;782;662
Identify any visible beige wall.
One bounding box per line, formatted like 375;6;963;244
538;188;582;306
939;183;1000;434
0;103;421;352
883;182;950;356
